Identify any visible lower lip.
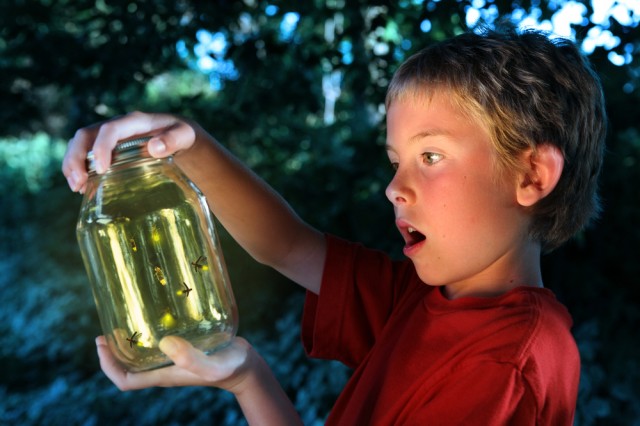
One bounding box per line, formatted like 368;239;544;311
403;239;426;257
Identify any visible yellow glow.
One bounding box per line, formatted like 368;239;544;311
177;282;192;297
151;229;161;242
192;255;208;272
160;311;176;328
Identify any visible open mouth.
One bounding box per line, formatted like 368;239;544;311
406;226;426;247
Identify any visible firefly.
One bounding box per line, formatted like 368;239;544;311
179;282;193;297
154;266;167;285
191;255;208;272
126;331;141;348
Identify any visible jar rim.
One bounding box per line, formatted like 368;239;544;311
87;136;154;172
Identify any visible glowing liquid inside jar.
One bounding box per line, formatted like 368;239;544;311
77;148;237;372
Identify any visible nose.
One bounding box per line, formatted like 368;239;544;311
385;169;414;206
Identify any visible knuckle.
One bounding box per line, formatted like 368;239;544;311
127;110;145;120
73;126;91;140
98;121;117;135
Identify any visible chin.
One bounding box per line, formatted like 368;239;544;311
413;266;447;287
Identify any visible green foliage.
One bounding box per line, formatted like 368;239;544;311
0;0;639;424
0;133;67;194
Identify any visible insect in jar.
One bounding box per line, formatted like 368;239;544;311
129;238;137;252
179;282;193;297
151;226;161;242
191;255;208;272
126;331;141;348
154;266;167;285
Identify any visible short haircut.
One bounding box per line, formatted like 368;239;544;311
386;26;607;251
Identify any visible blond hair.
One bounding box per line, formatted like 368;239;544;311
386;27;607;251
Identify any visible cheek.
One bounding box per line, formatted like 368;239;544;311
438;174;512;232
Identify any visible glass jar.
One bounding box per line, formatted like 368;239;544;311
76;137;238;372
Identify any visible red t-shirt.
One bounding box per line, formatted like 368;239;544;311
302;235;580;425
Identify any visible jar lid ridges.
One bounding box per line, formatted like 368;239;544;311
87;136;154;172
115;136;153;153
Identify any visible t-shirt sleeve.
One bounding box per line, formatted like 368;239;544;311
408;361;540;425
301;234;416;368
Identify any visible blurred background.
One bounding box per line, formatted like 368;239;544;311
0;0;638;424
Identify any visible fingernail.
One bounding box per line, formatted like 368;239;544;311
159;336;178;355
149;139;166;156
67;173;77;191
96;161;106;174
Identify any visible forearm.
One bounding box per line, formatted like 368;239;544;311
175;127;302;257
175;125;324;293
232;348;303;426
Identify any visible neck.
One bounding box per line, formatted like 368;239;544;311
443;241;543;300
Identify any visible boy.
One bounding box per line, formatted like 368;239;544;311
63;27;606;425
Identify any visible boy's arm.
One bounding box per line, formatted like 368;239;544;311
234;351;303;426
97;335;302;426
175;121;325;294
63;112;326;294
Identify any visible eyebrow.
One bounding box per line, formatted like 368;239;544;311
409;129;449;142
385;129;449;151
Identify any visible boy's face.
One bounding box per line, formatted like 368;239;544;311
385;91;534;298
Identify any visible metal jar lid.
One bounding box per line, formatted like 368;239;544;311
87;136;153;172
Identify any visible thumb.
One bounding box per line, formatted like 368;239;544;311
158;335;186;358
147;137;168;157
159;336;252;388
158;335;206;367
147;119;197;158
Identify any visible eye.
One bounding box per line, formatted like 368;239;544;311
421;152;443;165
389;162;399;171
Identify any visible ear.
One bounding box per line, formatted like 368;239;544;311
516;144;564;207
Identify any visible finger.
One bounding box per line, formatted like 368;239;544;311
95;335;202;390
63;112;195;191
160;336;250;386
77;181;88;195
159;336;219;379
146;118;197;159
62;117;125;190
95;335;131;389
62;125;100;192
91;112;176;174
